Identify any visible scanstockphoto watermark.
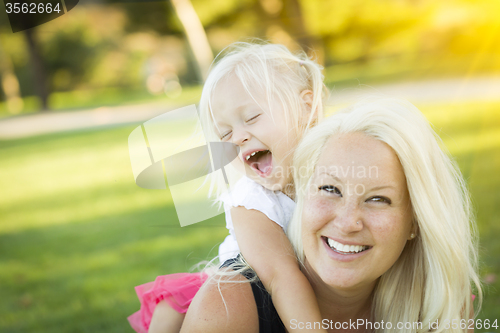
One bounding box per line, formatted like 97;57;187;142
290;319;422;330
290;318;500;331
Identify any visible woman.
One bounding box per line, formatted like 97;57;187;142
181;98;482;333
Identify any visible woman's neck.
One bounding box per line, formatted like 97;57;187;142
303;260;375;332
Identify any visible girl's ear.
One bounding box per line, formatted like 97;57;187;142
299;90;317;128
300;90;314;112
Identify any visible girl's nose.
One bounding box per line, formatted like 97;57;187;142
232;128;251;145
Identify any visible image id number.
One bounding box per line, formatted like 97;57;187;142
441;319;498;330
6;2;62;14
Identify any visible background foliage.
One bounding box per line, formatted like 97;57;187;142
0;0;499;332
0;0;499;113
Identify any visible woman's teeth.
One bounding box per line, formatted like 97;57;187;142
327;238;368;254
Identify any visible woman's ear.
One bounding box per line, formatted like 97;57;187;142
408;222;418;240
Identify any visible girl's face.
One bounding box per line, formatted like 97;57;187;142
301;132;413;291
211;75;303;193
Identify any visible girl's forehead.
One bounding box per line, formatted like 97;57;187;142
212;74;255;100
211;78;267;116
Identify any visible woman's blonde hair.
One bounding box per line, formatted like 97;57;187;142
287;98;482;332
199;41;328;200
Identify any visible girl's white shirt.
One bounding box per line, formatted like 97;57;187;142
218;176;296;264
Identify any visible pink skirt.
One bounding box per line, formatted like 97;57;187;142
128;272;208;333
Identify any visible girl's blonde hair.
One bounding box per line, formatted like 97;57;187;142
199;41;328;200
287;98;482;332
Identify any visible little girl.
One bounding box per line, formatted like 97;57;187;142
128;42;328;333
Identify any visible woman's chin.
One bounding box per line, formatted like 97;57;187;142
307;255;373;291
319;268;365;290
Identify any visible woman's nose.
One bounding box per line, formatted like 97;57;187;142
333;201;363;233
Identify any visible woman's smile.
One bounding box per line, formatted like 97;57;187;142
324;237;371;254
322;236;373;263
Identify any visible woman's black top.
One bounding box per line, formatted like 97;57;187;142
220;256;286;333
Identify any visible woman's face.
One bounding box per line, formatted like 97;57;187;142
301;132;413;291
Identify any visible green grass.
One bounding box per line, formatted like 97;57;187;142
1;100;499;332
0;85;203;118
0;126;227;333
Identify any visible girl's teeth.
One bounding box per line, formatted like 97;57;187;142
326;238;367;254
245;151;259;161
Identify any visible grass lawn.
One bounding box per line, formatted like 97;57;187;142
0;86;204;119
0;100;499;332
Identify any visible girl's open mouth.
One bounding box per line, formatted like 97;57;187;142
244;149;273;177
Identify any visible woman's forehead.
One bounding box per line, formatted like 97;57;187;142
315;133;406;186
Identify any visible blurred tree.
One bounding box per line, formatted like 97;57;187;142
43;26;96;92
0;41;23;113
110;0;214;83
119;0;178;34
282;0;324;63
282;0;314;50
24;28;49;110
0;0;497;114
170;0;213;82
252;0;322;62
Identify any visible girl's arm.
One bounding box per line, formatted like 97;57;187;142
231;206;327;333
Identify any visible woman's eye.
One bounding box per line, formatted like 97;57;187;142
246;114;260;122
368;196;391;204
319;185;342;197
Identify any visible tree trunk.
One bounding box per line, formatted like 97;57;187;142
282;0;324;65
256;0;324;65
0;41;23;114
170;0;213;83
24;28;49;111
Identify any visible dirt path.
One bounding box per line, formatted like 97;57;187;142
329;76;500;105
1;76;499;140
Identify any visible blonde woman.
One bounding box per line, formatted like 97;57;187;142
182;98;482;333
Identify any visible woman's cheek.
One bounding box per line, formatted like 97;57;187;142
369;214;410;263
302;195;332;232
371;211;411;244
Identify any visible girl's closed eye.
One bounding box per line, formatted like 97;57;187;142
220;114;259;140
221;131;232;140
245;114;260;123
319;185;342;197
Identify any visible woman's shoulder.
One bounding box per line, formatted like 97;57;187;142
180;273;259;333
